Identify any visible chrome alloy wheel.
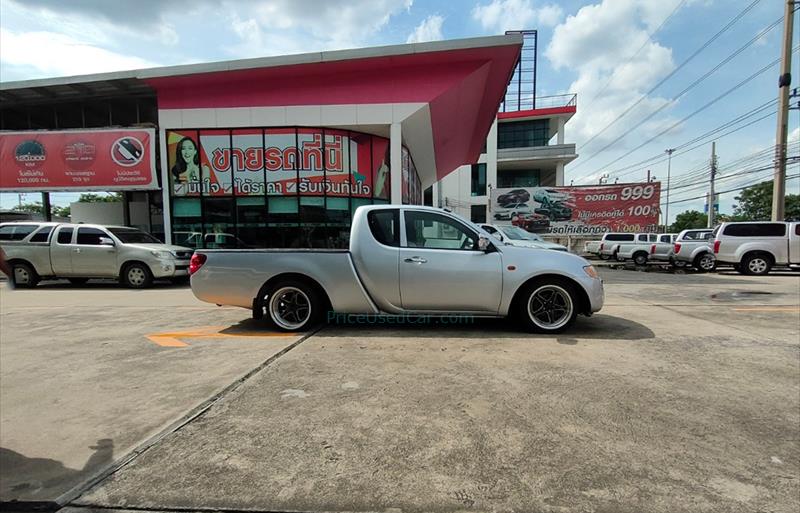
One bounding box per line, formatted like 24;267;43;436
527;284;574;331
127;267;147;287
698;254;715;271
268;286;311;330
748;257;768;274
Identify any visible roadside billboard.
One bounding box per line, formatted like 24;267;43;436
490;183;661;235
0;128;157;191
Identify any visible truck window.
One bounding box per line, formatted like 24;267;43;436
795;224;800;236
29;226;54;243
481;225;498;234
722;223;786;237
659;234;671;243
404;211;477;250
77;227;110;245
604;234;635;242
56;227;74;244
0;224;38;241
367;210;399;247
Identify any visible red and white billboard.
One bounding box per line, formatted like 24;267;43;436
490;183;662;235
0;128;157;191
167;128;386;199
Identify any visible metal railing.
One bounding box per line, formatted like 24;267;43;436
501;93;577;112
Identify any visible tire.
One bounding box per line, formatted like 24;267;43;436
741;253;773;276
121;263;153;289
693;253;716;273
263;280;322;332
671;259;688;269
599;254;611;261
633;252;649;266
68;278;89;286
11;262;39;288
517;278;579;334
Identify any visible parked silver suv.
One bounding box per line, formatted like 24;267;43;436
0;222;193;288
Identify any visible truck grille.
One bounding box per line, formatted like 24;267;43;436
175;251;193;259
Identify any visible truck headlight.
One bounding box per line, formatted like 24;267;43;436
583;265;599;279
151;250;173;260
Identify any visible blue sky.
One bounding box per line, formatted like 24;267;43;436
0;0;797;222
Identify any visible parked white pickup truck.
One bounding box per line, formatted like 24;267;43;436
616;234;677;265
713;221;800;275
598;232;657;260
0;222;193;288
672;229;716;271
190;205;604;334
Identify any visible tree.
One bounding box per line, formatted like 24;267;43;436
52;205;71;217
670;210;707;232
12;202;44;214
733;180;800;221
78;192;123;203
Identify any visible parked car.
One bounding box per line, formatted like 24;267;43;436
584;239;603;256
0;222;193;288
672;229;716;271
616;233;677;265
191;205;604;334
493;202;532;220
480;224;568;251
713;221;800;275
511;212;550;232
497;189;530;206
598;232;657;260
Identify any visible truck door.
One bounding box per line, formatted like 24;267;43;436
71;227;119;276
50;226;75;275
790;223;800;264
399;210;502;313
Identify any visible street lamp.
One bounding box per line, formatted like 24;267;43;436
665;149;674;230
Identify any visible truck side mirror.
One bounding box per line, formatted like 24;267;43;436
478;236;490;252
99;237;115;246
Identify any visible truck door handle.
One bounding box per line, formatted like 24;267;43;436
404;256;427;264
73;248;81;253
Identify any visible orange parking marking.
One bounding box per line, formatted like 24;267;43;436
145;326;295;347
732;307;800;312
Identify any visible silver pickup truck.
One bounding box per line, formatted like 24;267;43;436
190;205;604;334
672;229;716;271
0;222;193;288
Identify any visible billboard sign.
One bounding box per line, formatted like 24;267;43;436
0;128;157;191
167;128;386;199
490;183;661;235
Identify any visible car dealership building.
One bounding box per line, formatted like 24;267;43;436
1;32;578;248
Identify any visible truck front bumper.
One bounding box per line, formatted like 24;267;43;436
151;259;191;278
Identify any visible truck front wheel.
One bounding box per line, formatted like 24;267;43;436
517;279;579;334
693;253;716;273
264;280;322;332
122;263;153;288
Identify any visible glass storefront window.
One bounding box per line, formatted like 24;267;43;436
268;196;299;225
203;197;237;248
232;129;267;196
471;163;486;196
498;120;550;149
236;197;266;248
498;169;540;188
172;197;202;248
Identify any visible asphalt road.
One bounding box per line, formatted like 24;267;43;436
1;269;798;513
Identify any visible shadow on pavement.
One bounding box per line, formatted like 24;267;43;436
312;314;654;341
0;439;113;505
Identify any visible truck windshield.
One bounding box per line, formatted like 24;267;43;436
108;228;162;244
502;226;541;241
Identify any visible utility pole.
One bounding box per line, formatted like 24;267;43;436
664;149;674;229
708;142;717;228
772;0;795;221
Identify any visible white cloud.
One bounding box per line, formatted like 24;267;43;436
0;28;158;80
789;127;800;143
545;0;686;179
407;14;444;43
472;0;563;33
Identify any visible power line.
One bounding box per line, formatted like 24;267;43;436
573;0;765;164
667;172;800;205
586;0;689;106
573;14;783;176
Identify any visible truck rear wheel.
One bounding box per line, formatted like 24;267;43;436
264;280;322;332
11;262;39;288
633;252;649;266
693;253;716;273
517;278;579;334
741;253;772;276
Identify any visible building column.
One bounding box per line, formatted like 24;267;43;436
556;162;565;186
487;118;498;192
158;127;173;243
390;122;402;204
557;117;565;145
